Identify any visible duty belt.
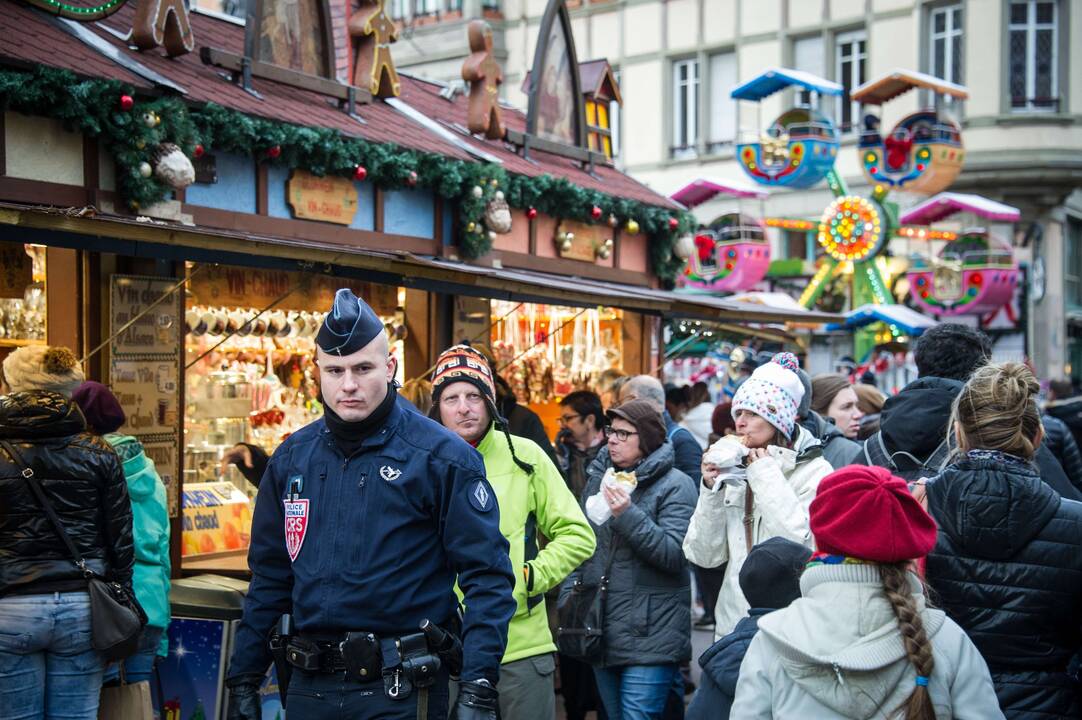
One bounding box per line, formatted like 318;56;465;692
287;633;381;679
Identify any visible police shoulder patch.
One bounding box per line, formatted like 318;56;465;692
469;480;494;513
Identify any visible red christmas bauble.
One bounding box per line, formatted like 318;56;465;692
591;205;602;220
267;145;281;159
669;217;680;230
527;207;538;220
119;95;134;111
193;144;205;159
407;171;417;186
354;165;368;181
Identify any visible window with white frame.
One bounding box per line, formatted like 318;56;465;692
930;4;963;85
793;35;825;108
1009;0;1059;111
672;59;700;159
611;69;622;160
707;52;737;153
415;0;439;15
835;30;867;133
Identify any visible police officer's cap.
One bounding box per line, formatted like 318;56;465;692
316;288;384;356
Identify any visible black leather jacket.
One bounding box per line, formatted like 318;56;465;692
0;391;134;597
927;452;1082;718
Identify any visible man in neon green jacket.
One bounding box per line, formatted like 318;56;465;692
432;345;596;719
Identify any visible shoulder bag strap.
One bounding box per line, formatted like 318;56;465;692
743;485;755;551
0;439;91;577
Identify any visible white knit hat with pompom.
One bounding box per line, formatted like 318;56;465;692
2;345;85;398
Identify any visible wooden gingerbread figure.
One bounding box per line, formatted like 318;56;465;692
132;0;195;57
349;0;401;98
461;20;505;140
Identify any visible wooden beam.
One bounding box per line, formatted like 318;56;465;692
46;246;80;352
200;47;372;105
0;177;88;207
505;129;609;166
0;111;7;177
256;163;269;216
373;187;384;233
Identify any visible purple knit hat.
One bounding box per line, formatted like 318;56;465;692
72;381;126;434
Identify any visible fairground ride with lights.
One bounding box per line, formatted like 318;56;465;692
900;192;1021;319
669;178;773;293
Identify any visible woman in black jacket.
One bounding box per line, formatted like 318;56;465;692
0;346;135;719
926;362;1082;719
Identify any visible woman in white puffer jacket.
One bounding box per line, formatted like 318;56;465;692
683;353;833;639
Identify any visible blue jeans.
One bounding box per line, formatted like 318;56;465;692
103;626;164;684
593;664;678;720
0;592;105;720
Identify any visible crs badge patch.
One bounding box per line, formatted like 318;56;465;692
284;499;310;562
469;480;494;513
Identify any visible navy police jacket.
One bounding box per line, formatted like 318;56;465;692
228;395;517;683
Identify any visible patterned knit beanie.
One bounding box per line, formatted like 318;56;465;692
731;352;805;439
2;345;85;398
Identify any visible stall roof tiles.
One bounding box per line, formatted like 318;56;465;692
0;2;676;209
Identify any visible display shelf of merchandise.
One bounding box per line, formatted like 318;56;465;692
490;301;622;404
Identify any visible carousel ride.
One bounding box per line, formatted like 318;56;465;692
669;178;772;293
853;70;968;195
900;192;1021;318
730;68;843;189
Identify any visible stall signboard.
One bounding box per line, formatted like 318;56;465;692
160;617;229;720
187;265;399;315
287;169;359;225
182;481;253;558
110;274;183;517
0;245;32;299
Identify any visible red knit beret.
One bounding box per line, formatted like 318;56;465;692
810;465;937;562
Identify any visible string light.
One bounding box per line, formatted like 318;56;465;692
896;227;957;241
765;218;816;231
817;196;884;263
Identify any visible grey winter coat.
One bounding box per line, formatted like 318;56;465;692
561;441;697;668
731;563;1004;719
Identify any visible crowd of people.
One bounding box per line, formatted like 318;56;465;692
1;291;1081;720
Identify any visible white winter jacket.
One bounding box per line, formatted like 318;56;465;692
683;426;832;638
730;563;1004;719
679;402;715;450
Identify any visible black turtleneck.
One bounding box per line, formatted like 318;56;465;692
322;383;397;457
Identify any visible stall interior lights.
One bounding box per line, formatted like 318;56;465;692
896;226;958;241
765;218;816;231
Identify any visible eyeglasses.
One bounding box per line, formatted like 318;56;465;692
558;414;582;425
603;426;638;442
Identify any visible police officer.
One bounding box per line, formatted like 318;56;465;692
225;289;517;720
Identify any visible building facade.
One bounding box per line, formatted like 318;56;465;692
379;0;1081;381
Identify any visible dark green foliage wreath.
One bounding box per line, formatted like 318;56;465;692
0;65;692;282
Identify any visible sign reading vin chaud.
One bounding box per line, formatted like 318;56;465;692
287;169;359;225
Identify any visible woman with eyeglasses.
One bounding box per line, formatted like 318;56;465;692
560;399;697;720
683;353;833;641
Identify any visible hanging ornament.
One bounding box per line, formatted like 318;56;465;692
608;214;618;227
138;161;153;178
354;165;368;181
488;230;497;242
193;144;205;159
558;232;575;253
467;222;476;232
668;217;680;231
142;111;160;128
485;193;512;234
673;234;695;261
119;94;134;111
407;171;418;187
597;237;614;260
527;207;538;220
471;185;484;199
626;219;640;235
591;205;602;220
135;139;146;150
490;179;499;188
150;143;195;189
267;145;282;159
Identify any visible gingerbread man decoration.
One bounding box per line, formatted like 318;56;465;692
349;0;401;98
132;0;195;57
461;20;505;140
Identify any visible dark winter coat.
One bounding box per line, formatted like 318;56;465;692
497;393;560;470
1041;414;1082;494
0;391;134;597
1045;396;1082;448
555;430;604;499
858;377;1082;501
664;411;702;485
563;442;697;668
926;452;1082;719
686;610;768;720
799;411;860;469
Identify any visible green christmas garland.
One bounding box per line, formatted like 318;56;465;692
0;65;693;282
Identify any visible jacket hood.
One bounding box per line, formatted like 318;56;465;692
0;391;86;439
757;563;946;719
879;377;962;457
929;454;1060;560
105;434;157;500
588;441;676;487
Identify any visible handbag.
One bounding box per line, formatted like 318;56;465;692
98;668;154;720
556;537;618;662
1;439;147;661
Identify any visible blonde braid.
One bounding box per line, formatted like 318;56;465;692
879;563;936;720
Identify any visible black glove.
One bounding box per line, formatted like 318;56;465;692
450;679;500;720
226;677;262;720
